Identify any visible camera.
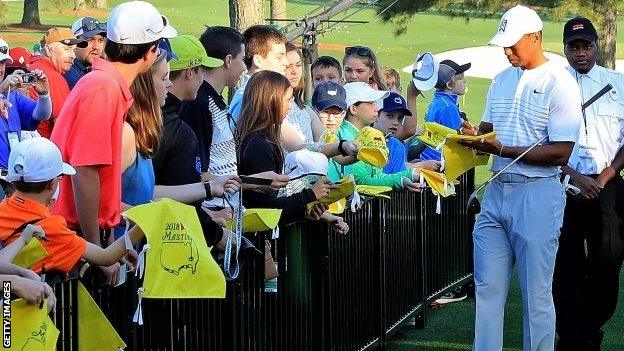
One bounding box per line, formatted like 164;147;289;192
20;73;37;85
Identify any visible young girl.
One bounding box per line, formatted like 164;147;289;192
343;46;387;90
236;71;348;234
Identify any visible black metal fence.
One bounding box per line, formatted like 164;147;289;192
50;170;475;351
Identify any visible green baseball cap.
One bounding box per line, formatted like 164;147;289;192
169;34;223;71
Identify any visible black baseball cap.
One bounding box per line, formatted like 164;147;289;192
312;81;347;112
436;60;471;90
563;17;597;45
380;92;412;116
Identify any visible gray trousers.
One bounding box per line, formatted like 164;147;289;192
473;174;565;351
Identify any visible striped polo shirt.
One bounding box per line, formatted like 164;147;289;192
482;60;583;177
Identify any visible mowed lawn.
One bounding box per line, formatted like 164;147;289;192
2;1;624;350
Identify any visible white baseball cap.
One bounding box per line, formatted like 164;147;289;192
343;82;389;107
284;150;329;180
0;38;13;64
7;138;75;182
106;1;177;44
411;52;438;92
489;5;543;47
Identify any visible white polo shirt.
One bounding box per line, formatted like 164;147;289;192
482;60;583;177
566;65;624;175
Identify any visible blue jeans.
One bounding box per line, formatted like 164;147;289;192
473;174;565;351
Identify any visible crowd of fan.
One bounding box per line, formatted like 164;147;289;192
0;1;475;313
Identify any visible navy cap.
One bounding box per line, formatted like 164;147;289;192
380;92;412;116
71;17;107;39
436;60;471;90
312;81;347;112
563;16;597;45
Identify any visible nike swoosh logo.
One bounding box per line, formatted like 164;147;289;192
533;89;544;94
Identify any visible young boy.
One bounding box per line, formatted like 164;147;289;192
420;59;471;161
0;138;144;275
375;92;440;174
311;81;347;135
311;56;343;88
229;25;288;121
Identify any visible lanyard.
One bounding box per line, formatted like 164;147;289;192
576;72;590;144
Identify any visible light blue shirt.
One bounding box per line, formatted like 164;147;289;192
421;91;462;161
228;73;251;127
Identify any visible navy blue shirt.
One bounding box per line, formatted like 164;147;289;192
421;91;462;161
0;91;39;169
64;59;91;90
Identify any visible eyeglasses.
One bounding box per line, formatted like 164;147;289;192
0;46;8;55
345;46;373;58
318;111;346;120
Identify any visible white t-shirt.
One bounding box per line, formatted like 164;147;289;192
482;60;583;177
566;65;624;175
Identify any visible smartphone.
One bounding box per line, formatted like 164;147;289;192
20;73;37;85
240;176;273;185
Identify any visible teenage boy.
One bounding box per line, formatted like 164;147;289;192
29;28;87;138
65;17;107;89
420;59;472;161
311;56;343;87
51;1;176;286
0;138;145;275
229;25;288;121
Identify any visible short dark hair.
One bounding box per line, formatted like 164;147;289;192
169;66;200;81
199;26;244;61
12;180;51;194
242;25;286;69
311;56;342;76
104;40;159;64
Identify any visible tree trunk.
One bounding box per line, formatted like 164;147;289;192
229;0;264;32
94;0;107;9
21;0;41;25
74;0;86;10
270;0;287;24
596;5;617;69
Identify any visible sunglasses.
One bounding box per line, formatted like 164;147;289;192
0;46;7;55
345;46;374;59
82;19;106;33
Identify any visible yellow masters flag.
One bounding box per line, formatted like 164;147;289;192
123;199;226;299
226;208;282;233
77;282;126;351
9;299;58;351
417;122;457;148
13;239;48;269
355;185;392;199
419;169;457;198
442;139;491;181
307;176;356;212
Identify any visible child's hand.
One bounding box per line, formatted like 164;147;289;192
20;224;46;245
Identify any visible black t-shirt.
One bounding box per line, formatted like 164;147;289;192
153;93;223;246
238;131;316;225
153;93;202;186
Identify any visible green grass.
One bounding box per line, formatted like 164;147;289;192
387;270;624;350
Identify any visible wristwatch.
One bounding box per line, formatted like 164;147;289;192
338;139;349;157
203;181;213;200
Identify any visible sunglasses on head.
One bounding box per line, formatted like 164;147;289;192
0;46;7;55
83;19;106;33
345;46;374;58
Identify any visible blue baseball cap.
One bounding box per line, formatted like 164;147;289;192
380;92;412;116
312;81;347;112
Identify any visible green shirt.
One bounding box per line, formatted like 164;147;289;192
327;120;413;189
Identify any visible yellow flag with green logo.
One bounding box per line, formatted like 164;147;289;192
123;199;226;299
77;282;126;351
9;299;58;351
225;208;282;233
13;239;48;269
